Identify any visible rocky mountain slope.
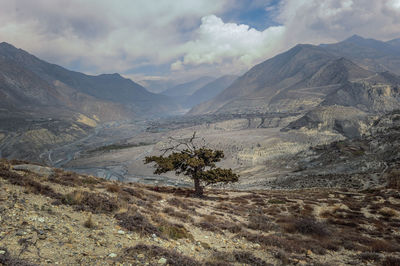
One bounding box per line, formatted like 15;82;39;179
272;110;400;189
189;36;400;117
0;42;177;117
0;157;399;265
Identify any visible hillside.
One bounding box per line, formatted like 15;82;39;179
0;156;399;265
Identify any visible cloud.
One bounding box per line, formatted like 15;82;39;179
278;0;400;45
171;15;285;74
0;0;230;74
1;0;400;81
169;0;400;79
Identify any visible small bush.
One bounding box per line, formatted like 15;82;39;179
115;212;159;236
268;199;286;204
0;247;37;266
48;171;82;187
123;244;199;266
61;190;119;213
167;197;187;209
122;187;145;199
84;214;96;229
382;256;400;266
195;216;242;234
288;217;331;237
370;239;400;253
233;251;268;266
358;252;381;262
386;170;400;189
162;207;193;222
106;183;121;193
379;208;397;217
247;208;276;232
237;231;304;253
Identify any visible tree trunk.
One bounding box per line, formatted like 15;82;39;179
194;178;203;197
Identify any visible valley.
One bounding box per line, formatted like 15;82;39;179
1;3;400;264
1;35;400;192
63;112;345;189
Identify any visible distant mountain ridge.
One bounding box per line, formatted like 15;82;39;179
161;76;215;97
184;75;238;108
320;34;400;74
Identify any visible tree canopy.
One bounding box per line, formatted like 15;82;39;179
144;132;238;196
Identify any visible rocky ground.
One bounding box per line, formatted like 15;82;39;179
268;110;400;190
0;159;400;265
65;113;344;189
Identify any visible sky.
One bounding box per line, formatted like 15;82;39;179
1;0;400;86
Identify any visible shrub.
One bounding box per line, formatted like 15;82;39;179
61;190;119;213
386;170;400;189
162;207;192;222
48;171;82;187
358;252;381;262
106;183;121;193
115;212;159;236
382;257;400;266
247;208;276;232
233;251;268;266
0;247;36;266
291;217;331;236
123;244;199;265
370;240;400;253
84;214;96;229
195;215;242;234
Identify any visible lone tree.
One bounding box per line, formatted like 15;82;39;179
144;132;239;196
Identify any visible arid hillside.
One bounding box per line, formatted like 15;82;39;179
0;159;399;265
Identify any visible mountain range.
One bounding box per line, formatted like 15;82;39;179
159;75;238;110
0;42;178;122
189;35;400;129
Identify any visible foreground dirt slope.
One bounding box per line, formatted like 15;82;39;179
0;159;400;265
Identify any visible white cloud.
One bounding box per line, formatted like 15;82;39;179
171;15;285;74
